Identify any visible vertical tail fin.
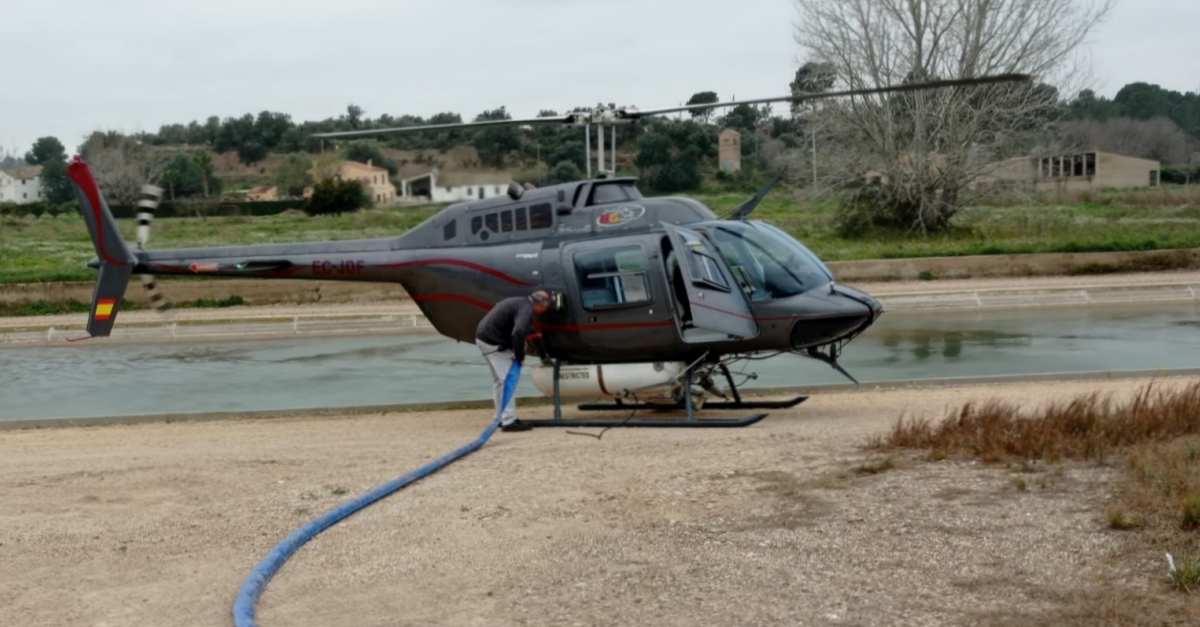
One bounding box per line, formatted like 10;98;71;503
66;157;137;337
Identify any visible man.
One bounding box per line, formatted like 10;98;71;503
475;290;552;432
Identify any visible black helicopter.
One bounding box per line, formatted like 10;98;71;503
67;73;1031;428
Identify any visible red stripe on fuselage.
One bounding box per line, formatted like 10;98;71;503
66;161;125;266
534;320;677;332
379;259;533;286
692;301;756;321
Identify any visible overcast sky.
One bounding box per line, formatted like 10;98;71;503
1;0;1196;157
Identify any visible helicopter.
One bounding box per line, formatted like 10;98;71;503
66;73;1032;428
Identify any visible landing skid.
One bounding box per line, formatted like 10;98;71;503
521;414;769;429
526;360;790;429
576;397;808;412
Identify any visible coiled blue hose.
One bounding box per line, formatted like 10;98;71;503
231;361;522;627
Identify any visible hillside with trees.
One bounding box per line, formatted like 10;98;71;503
10;63;1199;226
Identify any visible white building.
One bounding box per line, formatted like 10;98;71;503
399;167;513;203
0;165;45;204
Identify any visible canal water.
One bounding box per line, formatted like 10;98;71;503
3;303;1200;421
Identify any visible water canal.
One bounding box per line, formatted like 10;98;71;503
3;302;1200;421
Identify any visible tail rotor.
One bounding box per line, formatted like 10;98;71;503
135;184;172;316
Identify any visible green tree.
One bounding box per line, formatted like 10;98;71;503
345;104;364;130
343;141;397;175
160;153;206;199
789;62;835;113
470;107;520;169
275;153;314;197
24;136;73;204
634;120;716;193
193;152;214;197
253;111;294;149
720;104;765;135
686;91;720;123
304;178;369;216
24;136;66;166
545;160;584;184
215;113;256;153
237;141;268;166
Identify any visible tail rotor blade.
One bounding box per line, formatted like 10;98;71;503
136;184;162;251
135;184;172;315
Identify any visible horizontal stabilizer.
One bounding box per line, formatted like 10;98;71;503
87;263;133;337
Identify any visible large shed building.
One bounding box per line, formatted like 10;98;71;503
974;150;1161;190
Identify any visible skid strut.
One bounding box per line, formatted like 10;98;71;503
576;364;808;412
520;360;787;429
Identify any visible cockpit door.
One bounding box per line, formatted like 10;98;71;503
662;223;760;342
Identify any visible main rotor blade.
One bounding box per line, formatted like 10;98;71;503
310;115;574;139
722;169;786;221
629;73;1033;118
309;73;1032;139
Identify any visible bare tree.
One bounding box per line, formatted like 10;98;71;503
793;0;1114;232
0;144;24;170
310;152;343;182
80;131;166;205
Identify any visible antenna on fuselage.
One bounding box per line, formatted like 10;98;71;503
722;169;787;221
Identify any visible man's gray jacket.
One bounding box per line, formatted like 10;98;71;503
475;296;535;362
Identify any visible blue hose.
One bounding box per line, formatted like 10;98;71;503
231;361;522;627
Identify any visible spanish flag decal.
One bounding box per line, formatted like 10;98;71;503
95;298;116;321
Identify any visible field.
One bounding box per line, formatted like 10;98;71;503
3;186;1200;285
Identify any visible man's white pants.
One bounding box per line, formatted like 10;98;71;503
476;339;517;426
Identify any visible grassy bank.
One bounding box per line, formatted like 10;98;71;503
869;380;1200;592
0;205;442;284
3;188;1200;284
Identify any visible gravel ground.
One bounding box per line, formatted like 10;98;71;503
3;376;1198;627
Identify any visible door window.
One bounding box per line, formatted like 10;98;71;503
574;245;651;310
676;230;730;292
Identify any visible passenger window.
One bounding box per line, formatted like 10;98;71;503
574;245;651;310
443;220;457;241
529;203;552;229
515;207;528;231
500;210;513;232
471;216;482;235
485;213;498;233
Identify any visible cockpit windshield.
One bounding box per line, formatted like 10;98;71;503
706;221;833;300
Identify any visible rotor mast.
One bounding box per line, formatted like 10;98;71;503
572;103;637;178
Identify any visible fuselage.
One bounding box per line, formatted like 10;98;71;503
103;177;881;364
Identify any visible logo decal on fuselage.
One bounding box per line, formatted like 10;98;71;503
597;205;646;227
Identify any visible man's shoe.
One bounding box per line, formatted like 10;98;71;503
500;420;533;432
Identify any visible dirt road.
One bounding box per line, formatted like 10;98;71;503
3;376;1197;627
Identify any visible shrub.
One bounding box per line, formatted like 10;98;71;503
303;178;369;216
